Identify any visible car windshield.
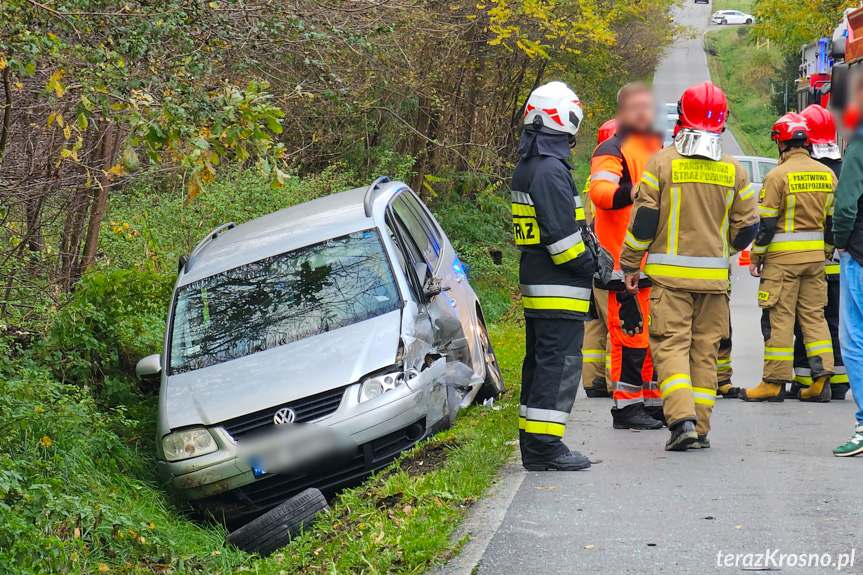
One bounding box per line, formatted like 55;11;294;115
168;230;401;374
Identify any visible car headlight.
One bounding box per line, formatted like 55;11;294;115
359;369;413;403
162;427;218;462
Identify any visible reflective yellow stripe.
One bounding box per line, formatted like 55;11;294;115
668;187;680;254
787;171;832;193
550;241;586;265
717;358;732;371
512;203;536;217
575;207;585;221
641;171;660;190
624;230;651;250
643;263;728;280
522;296;591;313
692;386;717;405
784;194;796;233
583;350;606;363
833;373;850;384
738;184;754;200
766;240;824;252
671;159;736;186
805;340;833;356
660;374;692;398
826;263;840;275
513;218;540;245
759;206;779;217
764;346;793;361
519;417;565;437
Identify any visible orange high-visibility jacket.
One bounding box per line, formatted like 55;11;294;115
589;131;662;289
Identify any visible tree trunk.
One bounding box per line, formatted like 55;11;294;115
80;123;122;273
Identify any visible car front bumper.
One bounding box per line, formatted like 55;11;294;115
157;360;450;521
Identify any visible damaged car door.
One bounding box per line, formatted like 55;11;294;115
385;200;474;423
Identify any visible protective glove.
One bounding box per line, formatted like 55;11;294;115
616;291;643;337
583;225;615;285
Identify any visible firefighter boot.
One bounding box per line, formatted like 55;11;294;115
689;435;711;449
717;380;740;398
787;381;803;401
612;404;663;430
799;376;831;403
665;419;698;451
523;450;592;471
738;381;785;402
831;383;850;400
585;377;610;398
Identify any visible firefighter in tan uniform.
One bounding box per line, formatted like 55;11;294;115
741;113;837;402
582;119;617;398
619;82;759;451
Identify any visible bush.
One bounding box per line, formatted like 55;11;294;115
40;270;173;400
0;354;246;574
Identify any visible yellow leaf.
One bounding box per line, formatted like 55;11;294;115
56;114;64;128
60;149;72;159
47;113;56;127
63;125;71;139
98;564;109;572
584;544;594;549
0;56;6;70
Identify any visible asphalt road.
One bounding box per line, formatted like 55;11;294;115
464;4;863;574
653;1;744;155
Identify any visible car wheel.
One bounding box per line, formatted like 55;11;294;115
226;488;329;556
472;317;505;404
746;18;753;24
721;18;727;24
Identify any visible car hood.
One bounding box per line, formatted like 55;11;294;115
162;310;402;430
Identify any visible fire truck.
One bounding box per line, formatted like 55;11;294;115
796;6;863;147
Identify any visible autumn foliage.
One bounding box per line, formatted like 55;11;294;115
0;0;678;317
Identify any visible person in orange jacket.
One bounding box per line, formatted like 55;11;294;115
582;119;618;398
589;82;664;429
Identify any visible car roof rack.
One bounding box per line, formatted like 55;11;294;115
183;221;237;273
363;176;391;217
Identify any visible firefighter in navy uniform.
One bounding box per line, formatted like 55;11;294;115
789;104;848;400
512;81;596;471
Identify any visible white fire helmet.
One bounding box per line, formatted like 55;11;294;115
523;81;584;136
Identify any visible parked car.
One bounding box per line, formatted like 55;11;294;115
733;155;778;195
137;177;504;525
712;9;754;25
664;102;679;147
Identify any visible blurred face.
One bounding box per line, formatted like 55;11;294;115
617;90;656;133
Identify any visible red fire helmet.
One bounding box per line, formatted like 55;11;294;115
771;112;810;144
678;82;728;133
800;105;837;145
597;119;617;145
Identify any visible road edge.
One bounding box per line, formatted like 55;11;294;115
428;460;526;575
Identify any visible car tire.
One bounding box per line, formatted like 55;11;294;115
472;317;505;404
226;488;329;556
746;18;753;24
721;18;727;24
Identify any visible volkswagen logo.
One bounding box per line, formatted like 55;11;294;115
273;407;297;425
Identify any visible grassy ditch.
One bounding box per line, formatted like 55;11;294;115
705;27;782;158
1;318;524;575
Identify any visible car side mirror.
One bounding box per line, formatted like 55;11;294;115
136;354;162;380
424;276;452;300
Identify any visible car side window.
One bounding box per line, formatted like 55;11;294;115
738;160;753;182
385;217;424;302
391;194;440;269
758;161;777;182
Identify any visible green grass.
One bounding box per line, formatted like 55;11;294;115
1;321;525;574
712;0;751;13
705;27;781;158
